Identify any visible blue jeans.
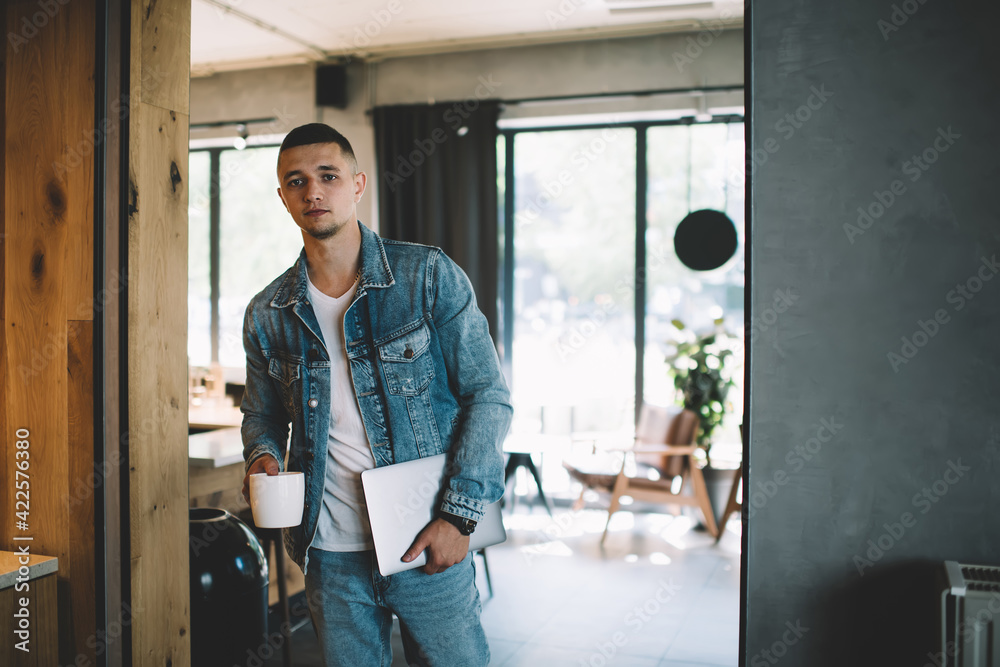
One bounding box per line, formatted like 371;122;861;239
304;548;489;666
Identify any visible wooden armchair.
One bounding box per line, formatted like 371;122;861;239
713;423;745;543
563;403;719;543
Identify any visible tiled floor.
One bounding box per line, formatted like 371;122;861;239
264;506;742;666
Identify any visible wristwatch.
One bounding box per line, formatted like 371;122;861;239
438;511;477;536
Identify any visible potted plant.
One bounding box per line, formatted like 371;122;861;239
665;319;738;461
665;319;739;524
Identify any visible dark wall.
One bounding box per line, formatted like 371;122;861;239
748;1;1000;665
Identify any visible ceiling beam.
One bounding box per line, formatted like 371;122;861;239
198;0;329;60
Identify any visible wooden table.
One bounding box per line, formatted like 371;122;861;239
189;427;248;512
188;403;243;431
0;551;58;666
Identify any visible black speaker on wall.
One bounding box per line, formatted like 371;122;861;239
316;64;348;109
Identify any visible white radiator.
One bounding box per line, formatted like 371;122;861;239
937;561;1000;667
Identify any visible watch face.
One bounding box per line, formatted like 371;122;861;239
463;519;477;535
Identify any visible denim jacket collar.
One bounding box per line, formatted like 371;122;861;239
269;221;395;309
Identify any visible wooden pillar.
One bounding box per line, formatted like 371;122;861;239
125;0;191;663
2;0;98;663
1;0;191;663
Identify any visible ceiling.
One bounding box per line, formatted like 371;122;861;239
191;0;744;75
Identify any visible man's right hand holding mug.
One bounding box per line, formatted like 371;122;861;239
242;454;280;505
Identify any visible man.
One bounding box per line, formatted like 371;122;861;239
240;123;511;666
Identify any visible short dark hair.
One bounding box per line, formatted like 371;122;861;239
278;123;358;174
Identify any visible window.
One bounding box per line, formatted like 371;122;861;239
187;145;303;369
509;127;637;433
188;151;212;366
501;119;745;447
644;123;745;424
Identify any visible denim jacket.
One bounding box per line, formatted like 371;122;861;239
241;222;513;572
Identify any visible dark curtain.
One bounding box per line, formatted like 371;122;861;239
373;101;500;340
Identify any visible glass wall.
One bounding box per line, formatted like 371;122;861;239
189;146;303;369
503;119;745;459
188;150;211;366
644;123;745;433
188;120;746;452
218;147;302;367
511;128;637;434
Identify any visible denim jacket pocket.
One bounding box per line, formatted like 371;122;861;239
378;323;434;395
266;353;302;416
268;354;301;385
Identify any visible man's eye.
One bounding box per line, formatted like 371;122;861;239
289;179;303;187
323;174;336;181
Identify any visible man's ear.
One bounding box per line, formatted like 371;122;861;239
353;171;367;203
276;187;289;212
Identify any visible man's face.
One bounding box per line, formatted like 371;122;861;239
276;142;366;241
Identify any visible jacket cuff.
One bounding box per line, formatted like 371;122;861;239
439;489;486;523
245;445;284;474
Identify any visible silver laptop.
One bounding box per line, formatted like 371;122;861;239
361;453;506;576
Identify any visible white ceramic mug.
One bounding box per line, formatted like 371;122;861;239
249;472;305;528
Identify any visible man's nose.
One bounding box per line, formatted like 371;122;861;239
304;182;323;201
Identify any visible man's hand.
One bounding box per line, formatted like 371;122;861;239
402;518;470;575
242;454;280;505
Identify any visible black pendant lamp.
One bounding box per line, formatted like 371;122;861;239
673;122;738;271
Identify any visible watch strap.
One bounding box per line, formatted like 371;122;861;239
438;511;477;536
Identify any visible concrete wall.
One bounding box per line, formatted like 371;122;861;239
190;30;745;229
190;63;378;226
372;30;743;104
748;1;1000;664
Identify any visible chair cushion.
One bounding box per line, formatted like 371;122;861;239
635;407;698;475
562;462;617;491
625;476;677;491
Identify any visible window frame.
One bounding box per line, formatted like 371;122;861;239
189;143;282;367
499;115;745;420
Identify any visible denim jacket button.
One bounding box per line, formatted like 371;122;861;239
308;398;319;408
305;451;315;461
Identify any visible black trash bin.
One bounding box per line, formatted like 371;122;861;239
189;508;269;667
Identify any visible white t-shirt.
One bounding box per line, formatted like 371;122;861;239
306;271;376;552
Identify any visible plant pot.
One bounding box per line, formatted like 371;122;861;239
700;464;739;524
189;507;269;667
